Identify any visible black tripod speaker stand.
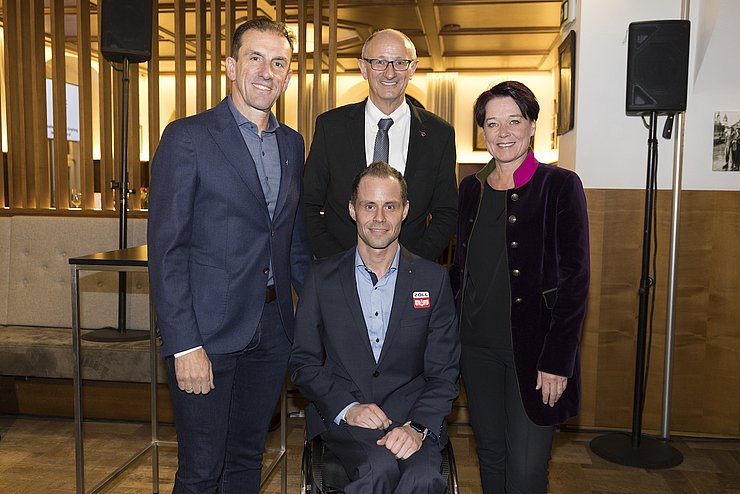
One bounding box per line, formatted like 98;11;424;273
81;57;148;343
589;112;683;469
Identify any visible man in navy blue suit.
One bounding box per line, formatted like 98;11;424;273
148;18;310;493
291;162;460;493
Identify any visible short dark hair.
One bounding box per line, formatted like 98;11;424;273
231;17;295;59
350;161;408;205
473;81;539;128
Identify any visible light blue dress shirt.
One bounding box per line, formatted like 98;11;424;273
227;96;281;286
334;246;401;424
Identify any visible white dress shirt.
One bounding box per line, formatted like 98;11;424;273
364;99;411;174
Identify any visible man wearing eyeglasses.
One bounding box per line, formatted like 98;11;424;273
304;29;457;262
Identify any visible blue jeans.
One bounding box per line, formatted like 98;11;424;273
167;300;290;494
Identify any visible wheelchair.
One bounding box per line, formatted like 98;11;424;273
300;433;459;493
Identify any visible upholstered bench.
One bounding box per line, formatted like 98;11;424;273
0;215;165;383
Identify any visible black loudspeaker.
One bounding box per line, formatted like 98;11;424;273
100;0;153;63
626;20;690;116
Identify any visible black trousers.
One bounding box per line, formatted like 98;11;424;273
321;424;447;494
461;345;555;494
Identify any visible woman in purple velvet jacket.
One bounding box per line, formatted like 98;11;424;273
450;81;589;493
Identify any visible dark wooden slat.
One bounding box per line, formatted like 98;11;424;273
297;0;307;139
226;0;237;57
11;0;30;208
195;0;208;113
76;0;95;210
312;0;322;137
328;0;337;110
99;56;115;211
1;0;21;208
0;2;5;207
274;0;286;122
50;0;69;209
112;68;122;210
174;0;187;118
210;0;222;105
27;0;49;208
148;1;161;179
129;65;142;211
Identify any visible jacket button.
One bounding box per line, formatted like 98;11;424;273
508;215;517;223
514;297;523;304
468;218;474;223
373;371;380;378
510;193;519;201
512;269;520;277
510;241;518;249
263;267;270;275
271;229;276;237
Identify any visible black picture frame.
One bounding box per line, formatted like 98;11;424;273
557;31;576;135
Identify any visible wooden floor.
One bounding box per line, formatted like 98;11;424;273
0;415;738;493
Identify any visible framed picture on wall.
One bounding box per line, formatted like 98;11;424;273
473;116;487;151
557;30;576;135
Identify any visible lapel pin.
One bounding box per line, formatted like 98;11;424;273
419;131;426;137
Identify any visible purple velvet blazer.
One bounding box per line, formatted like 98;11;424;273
450;152;590;426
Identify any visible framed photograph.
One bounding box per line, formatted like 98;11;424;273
473;116;487;151
557;31;576;135
713;111;740;171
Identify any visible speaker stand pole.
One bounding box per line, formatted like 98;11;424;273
590;112;683;469
83;57;148;342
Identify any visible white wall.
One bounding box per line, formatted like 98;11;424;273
682;0;740;189
569;0;740;190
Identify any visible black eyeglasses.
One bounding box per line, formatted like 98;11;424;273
361;58;415;71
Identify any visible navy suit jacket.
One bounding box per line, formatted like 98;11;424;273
289;246;460;442
303;99;458;261
148;98;311;357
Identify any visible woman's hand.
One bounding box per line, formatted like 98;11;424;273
536;371;568;407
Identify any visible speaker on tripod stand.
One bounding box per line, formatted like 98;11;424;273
590;19;690;469
83;0;152;342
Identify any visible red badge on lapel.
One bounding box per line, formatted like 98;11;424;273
413;291;430;309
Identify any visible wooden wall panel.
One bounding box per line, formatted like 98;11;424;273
195;0;207;113
28;0;48;209
76;0;95;210
148;2;161;175
226;0;237;50
210;0;222;106
174;0;186;118
129;66;142;211
569;189;740;437
6;1;34;208
50;0;69;209
2;0;20;208
98;57;114;211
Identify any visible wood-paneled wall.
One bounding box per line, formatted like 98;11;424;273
1;0;330;212
572;188;740;437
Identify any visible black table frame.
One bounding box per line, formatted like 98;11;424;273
70;245;287;493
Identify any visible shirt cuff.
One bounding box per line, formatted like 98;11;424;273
334;402;360;425
174;346;202;358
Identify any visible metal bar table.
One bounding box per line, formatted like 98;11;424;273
70;245;288;493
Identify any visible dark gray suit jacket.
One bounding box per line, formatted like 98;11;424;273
303;99;458;261
148;98;311;357
289;246;460;442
